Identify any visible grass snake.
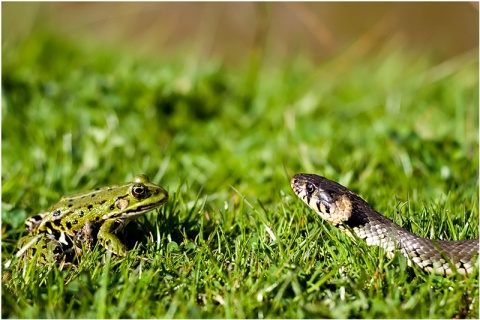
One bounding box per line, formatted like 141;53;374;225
291;173;479;276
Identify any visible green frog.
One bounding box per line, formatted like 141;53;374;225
6;174;168;267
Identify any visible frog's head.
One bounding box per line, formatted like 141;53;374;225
109;174;168;219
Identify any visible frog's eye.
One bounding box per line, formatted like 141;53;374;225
131;183;147;199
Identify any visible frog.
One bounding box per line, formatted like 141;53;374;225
6;174;168;268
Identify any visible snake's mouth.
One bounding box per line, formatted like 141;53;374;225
290;181;306;200
290;182;302;196
290;175;308;196
290;176;315;208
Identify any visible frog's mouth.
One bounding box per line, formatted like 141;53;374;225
117;202;166;219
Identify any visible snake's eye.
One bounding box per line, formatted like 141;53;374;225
131;183;147;199
306;183;315;194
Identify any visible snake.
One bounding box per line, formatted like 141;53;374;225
290;173;479;276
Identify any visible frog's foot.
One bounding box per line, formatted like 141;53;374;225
57;258;78;271
135;255;150;262
97;220;152;262
74;220;97;251
98;220;129;256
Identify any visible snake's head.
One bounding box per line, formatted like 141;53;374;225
290;173;353;225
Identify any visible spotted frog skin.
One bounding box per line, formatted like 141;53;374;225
10;174;168;266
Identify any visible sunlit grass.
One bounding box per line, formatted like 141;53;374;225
2;33;478;318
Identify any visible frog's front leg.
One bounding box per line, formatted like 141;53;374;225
98;220;128;256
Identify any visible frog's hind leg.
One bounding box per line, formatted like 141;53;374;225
74;220;97;252
5;233;67;268
4;234;43;268
25;212;50;232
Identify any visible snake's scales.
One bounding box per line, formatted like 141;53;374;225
291;173;479;276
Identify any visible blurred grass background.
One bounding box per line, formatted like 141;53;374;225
2;2;479;318
3;2;479;64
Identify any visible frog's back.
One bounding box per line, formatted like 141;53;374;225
37;182;133;235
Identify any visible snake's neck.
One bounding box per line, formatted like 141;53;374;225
339;197;478;276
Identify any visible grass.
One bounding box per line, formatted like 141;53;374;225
2;33;478;318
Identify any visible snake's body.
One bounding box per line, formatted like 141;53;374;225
291;173;479;276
